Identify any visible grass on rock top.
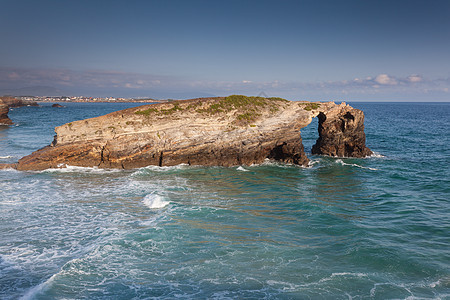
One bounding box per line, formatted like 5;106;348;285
134;95;290;125
301;102;321;111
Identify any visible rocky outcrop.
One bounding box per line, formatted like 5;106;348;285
3;96;371;171
0;99;13;125
0;96;39;108
312;104;372;157
52;103;64;108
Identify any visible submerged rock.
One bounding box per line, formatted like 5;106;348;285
5;96;372;171
52;103;64;108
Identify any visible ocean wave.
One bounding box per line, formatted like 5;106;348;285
0;155;13;159
142;193;170;209
336;159;378;171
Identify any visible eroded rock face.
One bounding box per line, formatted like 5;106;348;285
8;96;371;171
0;99;13;125
311;104;372;157
17;97;315;170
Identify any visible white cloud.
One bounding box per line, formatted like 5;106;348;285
374;74;397;85
407;75;422;83
1;67;448;100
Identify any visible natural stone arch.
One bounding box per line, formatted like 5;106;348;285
312;108;372;157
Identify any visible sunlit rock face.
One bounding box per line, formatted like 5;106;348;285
8;96;371;171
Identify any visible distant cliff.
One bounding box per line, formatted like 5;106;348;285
0;99;13;125
0;96;38;108
2;96;372;170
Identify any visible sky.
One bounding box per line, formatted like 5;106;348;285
1;0;449;101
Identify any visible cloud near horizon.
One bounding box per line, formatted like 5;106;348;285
0;67;448;101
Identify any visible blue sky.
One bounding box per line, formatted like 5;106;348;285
1;0;449;100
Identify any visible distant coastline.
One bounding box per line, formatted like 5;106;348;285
7;95;172;104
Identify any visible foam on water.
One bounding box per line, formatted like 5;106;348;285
142;193;170;209
41;164;124;173
141;164;190;172
236;166;249;172
336;159;379;170
0;155;13;159
307;158;321;168
368;151;386;158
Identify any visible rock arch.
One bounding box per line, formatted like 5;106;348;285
311;107;372;157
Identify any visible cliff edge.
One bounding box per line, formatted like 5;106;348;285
2;96;371;171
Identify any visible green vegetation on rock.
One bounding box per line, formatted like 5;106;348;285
160;103;183;115
236;112;261;122
135;107;158;116
195;95;287;125
302;102;321;111
134;95;289;126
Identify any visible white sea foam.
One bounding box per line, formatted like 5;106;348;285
429;276;449;288
336;159;378;171
260;159;301;168
41;165;123;173
236;166;249;172
20;273;57;300
368;152;385;158
307;159;321;168
142;193;170;209
0;167;18;172
142;164;190;172
0;155;13;159
330;272;368;278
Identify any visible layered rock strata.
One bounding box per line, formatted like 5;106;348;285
1;96;371;171
0;99;13;125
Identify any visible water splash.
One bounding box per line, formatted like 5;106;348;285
142;193;170;209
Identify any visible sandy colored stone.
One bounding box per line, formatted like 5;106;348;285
6;96;371;171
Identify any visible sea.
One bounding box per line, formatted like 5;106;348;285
0;101;449;299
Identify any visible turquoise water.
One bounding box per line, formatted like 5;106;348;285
0;102;449;299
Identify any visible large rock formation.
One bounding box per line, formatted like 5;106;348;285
0;96;39;108
312;104;372;157
0;99;13;125
0;96;372;171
